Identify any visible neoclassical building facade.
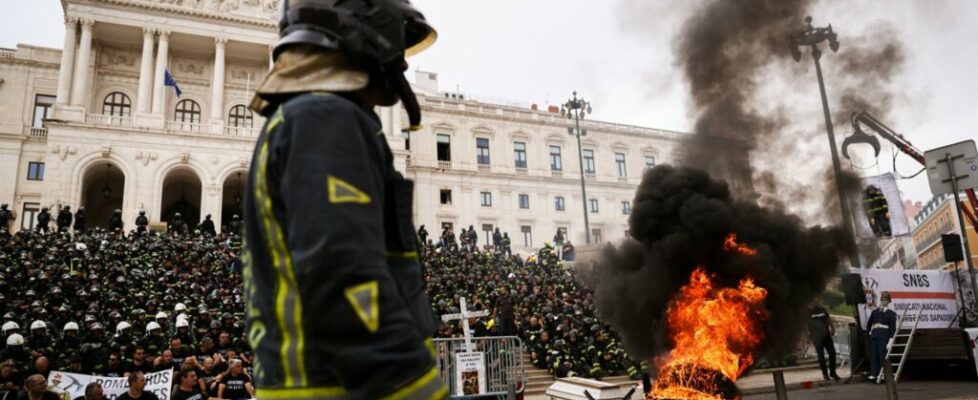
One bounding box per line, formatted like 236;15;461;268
0;0;751;250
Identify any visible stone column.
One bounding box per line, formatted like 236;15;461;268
210;37;227;122
69;19;94;107
136;28;156;114
151;30;170;115
55;17;78;105
268;44;275;70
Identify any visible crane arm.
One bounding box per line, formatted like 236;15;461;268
847;111;978;234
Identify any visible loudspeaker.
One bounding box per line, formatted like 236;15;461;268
841;273;865;305
942;234;964;262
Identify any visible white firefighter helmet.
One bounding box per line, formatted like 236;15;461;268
146;321;161;333
6;333;24;346
175;318;190;328
174;303;187;312
116;321;132;335
1;321;19;334
176;313;189;322
155;311;168;320
30;320;46;331
63;322;79;332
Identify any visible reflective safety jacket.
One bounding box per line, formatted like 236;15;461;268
243;92;445;400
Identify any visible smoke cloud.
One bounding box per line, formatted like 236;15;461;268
593;165;855;360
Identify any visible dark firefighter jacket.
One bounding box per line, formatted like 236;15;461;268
243;92;445;400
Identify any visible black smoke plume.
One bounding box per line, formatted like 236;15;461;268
593;165;855;360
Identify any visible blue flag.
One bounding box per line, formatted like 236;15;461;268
164;69;182;97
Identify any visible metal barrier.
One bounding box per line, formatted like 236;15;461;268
433;336;526;398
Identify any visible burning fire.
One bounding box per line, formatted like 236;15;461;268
650;234;769;400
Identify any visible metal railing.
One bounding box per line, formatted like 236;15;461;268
433;336;525;397
916;222;955;251
223;125;259;137
165;120;207;133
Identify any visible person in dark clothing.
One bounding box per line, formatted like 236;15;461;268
135;211;149;234
116;372;159;400
35;208;50;233
227;215;241;236
73;207;86;233
199;214;216;237
108;209;123;233
16;374;59;400
492;228;502;249
168;213;185;235
56;206;72;233
501;233;512;256
171;366;205;400
495;286;516;336
0;204;13;232
217;360;253;400
242;1;445;398
418;225;428;245
807;301;839;381
866;292;898;382
72;382;105;400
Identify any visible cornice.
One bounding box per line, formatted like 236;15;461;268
76;0;277;30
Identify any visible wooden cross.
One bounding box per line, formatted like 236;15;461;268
440;297;489;352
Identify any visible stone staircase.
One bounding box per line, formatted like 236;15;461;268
519;353;640;397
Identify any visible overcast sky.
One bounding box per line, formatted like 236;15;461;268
2;0;977;208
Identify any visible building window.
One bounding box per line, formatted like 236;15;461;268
32;95;56;128
521;225;532;247
622;200;631;215
440;189;453;205
589;198;599;213
482;224;494;246
644;155;656;170
441;222;454;232
228;104;254;128
615;152;627;177
476;137;491;165
20;202;40;231
27;162;45;181
514;141;527;169
480;191;492;207
101;92;132;117
591;228;603;244
518;194;530;209
555;196;566;211
549;145;562;171
583;149;596;174
437;134;451;161
174;99;202;123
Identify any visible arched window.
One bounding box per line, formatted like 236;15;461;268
102;92;131;117
174;99;201;123
228;105;254;128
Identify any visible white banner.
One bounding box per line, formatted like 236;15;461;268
851;268;960;329
454;352;486;396
49;369;173;400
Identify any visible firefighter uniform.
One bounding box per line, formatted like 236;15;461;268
243;92;444;399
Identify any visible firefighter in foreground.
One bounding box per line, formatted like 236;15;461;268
243;0;444;398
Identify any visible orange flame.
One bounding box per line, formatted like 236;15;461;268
650;234;769;400
723;233;757;256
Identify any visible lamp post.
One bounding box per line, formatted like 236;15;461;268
561;91;593;244
790;17;860;268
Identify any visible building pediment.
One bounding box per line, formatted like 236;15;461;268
78;0;280;27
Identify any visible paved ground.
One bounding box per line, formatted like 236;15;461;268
743;381;978;400
738;366;851;392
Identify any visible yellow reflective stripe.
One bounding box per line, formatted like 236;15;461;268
266;106;284;133
254;115;307;386
424;337;436;358
379;364;440;400
428;386;448;400
255;386;346;399
385;250;418;260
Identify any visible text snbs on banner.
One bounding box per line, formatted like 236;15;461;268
49;369;173;400
851;268;960;329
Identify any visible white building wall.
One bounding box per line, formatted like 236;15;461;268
0;0;752;250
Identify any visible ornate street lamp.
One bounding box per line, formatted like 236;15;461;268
561;91;593;244
789;17;859;268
